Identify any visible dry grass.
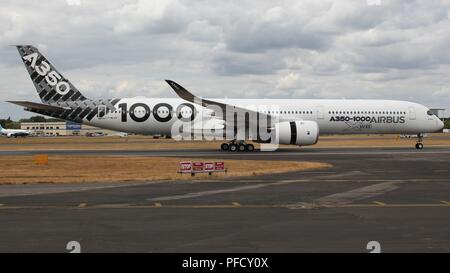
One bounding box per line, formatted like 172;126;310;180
0;155;331;184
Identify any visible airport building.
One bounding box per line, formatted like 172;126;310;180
20;121;119;136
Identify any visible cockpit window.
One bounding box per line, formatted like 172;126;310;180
427;110;434;116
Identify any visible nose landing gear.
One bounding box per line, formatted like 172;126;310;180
220;140;255;152
415;134;424;150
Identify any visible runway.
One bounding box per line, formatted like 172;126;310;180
0;146;449;252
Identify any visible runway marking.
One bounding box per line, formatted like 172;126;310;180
146;178;448;202
373;201;387;206
147;179;304;202
0;181;163;198
440;201;450;205
77;203;87;208
289;181;403;208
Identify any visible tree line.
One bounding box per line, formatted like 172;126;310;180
0;116;64;129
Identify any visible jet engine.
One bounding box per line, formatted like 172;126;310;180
272;120;319;146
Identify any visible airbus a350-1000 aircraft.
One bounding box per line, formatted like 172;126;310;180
8;45;444;151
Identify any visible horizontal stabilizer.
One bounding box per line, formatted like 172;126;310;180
7;101;69;112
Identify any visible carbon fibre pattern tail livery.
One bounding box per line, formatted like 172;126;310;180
16;45;87;104
15;45;120;123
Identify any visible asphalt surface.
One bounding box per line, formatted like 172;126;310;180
0;146;449;252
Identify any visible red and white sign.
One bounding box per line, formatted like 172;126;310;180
179;161;192;173
192;162;205;173
214;162;225;171
204;162;214;172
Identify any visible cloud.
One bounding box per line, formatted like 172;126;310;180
276;72;301;90
1;0;450;120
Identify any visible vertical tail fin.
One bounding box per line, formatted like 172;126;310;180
16;45;87;104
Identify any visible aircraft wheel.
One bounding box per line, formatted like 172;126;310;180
415;143;424;150
238;143;246;152
229;144;238;152
246;143;255;152
221;143;230;151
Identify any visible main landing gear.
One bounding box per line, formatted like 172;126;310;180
415;133;424;150
220;140;255;152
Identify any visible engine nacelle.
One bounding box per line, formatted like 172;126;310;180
272;121;319;146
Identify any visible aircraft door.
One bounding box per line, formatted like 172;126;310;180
98;105;107;119
408;106;416;120
316;105;324;120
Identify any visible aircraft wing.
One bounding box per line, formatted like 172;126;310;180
165;80;274;125
165;80;307;131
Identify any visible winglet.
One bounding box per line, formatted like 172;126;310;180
165;80;197;102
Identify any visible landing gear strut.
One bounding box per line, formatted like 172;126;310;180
220;140;255;152
415;134;424;150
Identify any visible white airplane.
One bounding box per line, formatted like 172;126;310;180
8;45;444;151
0;124;30;138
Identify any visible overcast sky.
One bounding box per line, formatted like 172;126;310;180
1;0;450;119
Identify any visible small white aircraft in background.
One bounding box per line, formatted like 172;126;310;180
0;124;30;138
